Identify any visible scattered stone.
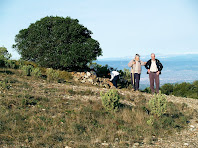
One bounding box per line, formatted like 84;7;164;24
101;142;109;146
133;142;139;147
184;143;189;146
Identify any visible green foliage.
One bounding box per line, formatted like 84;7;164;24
21;65;34;76
58;70;73;81
0;79;11;90
123;68;131;80
160;81;198;99
46;68;60;81
100;89;120;112
143;87;151;93
149;92;167;117
89;63;113;78
31;67;42;78
13;16;102;70
5;60;18;69
161;83;174;95
0;47;12;67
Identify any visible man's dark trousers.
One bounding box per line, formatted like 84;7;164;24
149;72;159;93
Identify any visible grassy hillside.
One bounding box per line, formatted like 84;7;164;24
0;68;197;147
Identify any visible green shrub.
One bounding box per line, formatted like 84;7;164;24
32;67;42;78
0;79;11;90
143;87;151;93
148;91;167;117
46;68;60;81
100;89;120;112
123;68;131;80
58;71;73;81
21;65;34;76
5;60;18;69
161;83;174;95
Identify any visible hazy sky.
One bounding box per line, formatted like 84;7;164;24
0;0;198;59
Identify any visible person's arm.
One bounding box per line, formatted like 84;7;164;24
128;60;134;67
128;60;135;67
141;61;146;66
145;60;150;69
110;73;114;81
145;60;150;74
157;60;163;75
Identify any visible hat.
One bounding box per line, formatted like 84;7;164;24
135;54;140;57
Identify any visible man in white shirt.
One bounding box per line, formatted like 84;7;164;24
145;53;163;94
109;71;120;88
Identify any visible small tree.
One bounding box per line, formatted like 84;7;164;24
149;92;167;117
13;16;102;70
0;47;12;67
100;89;120;112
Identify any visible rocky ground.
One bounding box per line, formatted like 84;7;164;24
1;70;198;148
28;79;198;148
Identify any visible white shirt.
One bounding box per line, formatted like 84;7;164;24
110;71;119;81
150;60;158;72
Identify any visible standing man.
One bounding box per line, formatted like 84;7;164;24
109;71;120;88
145;53;163;94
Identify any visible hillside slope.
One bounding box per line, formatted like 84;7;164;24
0;68;197;147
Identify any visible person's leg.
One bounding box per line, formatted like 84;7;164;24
114;75;119;88
155;73;160;93
136;74;140;90
149;72;155;94
112;75;119;88
112;77;116;88
134;73;137;90
131;73;135;89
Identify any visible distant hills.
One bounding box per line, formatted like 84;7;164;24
98;54;198;61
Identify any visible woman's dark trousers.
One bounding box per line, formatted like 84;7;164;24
131;73;140;91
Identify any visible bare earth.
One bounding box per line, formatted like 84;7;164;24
3;73;198;148
27;78;198;148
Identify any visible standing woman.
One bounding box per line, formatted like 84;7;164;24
128;54;146;91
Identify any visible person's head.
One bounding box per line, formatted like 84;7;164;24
135;54;140;61
151;53;155;60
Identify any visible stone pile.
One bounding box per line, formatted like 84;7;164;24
71;71;114;88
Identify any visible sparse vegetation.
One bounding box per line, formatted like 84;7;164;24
46;68;60;82
21;65;34;76
100;89;121;112
0;67;196;147
149;92;167;117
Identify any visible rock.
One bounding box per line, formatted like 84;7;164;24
87;78;94;83
86;72;91;77
101;142;109;146
133;142;139;147
184;143;189;146
81;79;86;83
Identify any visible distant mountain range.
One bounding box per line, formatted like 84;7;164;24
98;54;198;61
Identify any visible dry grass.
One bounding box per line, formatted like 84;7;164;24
0;68;196;147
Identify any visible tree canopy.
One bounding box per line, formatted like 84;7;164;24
0;47;11;67
13;16;102;70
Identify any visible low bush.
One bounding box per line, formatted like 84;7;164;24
148;91;167;117
21;65;34;76
100;89;120;112
31;67;42;78
0;79;11;90
58;71;73;81
46;68;60;81
5;60;18;69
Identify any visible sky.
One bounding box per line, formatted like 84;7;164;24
0;0;198;59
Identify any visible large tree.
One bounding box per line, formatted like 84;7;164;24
13;16;102;70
